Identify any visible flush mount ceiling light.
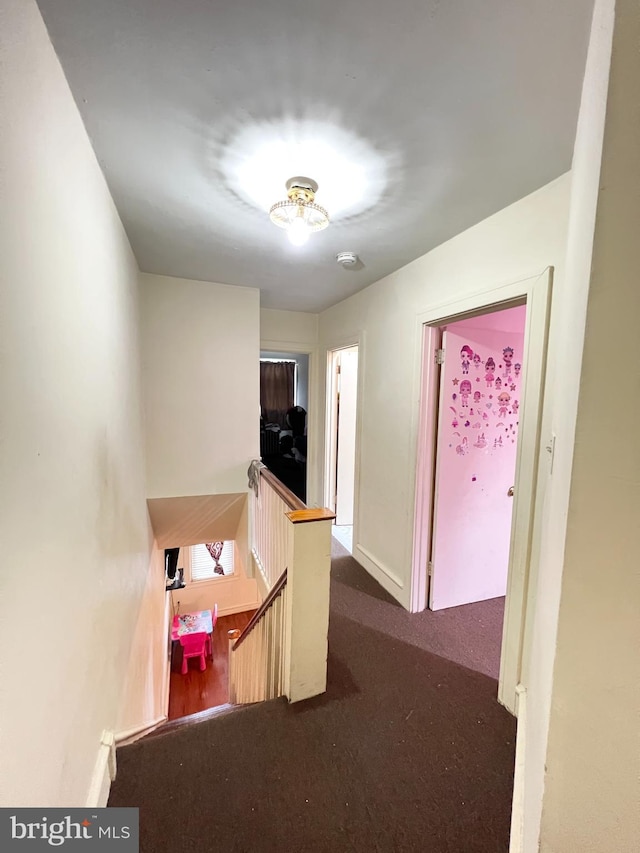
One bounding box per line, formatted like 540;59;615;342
269;177;330;246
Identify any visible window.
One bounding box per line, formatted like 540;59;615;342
188;541;235;582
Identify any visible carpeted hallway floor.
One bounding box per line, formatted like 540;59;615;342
330;537;506;680
109;541;516;852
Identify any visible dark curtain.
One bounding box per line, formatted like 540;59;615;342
260;361;295;427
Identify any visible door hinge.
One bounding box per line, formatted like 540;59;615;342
427;561;433;577
336;363;341;374
435;348;445;366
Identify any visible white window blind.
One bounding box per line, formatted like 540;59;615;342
190;542;234;581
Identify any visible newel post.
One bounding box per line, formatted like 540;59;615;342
283;508;335;703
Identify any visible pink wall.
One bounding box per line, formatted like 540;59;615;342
431;305;526;610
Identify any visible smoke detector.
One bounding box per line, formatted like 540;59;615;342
336;251;359;268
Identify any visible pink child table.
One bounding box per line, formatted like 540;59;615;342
171;609;214;658
171;609;213;639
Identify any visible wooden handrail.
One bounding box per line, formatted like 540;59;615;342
232;568;288;651
260;467;306;511
286;508;336;524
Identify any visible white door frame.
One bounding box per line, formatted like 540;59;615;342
323;334;364;543
411;269;553;714
326;349;340;515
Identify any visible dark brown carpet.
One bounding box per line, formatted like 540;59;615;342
330;538;506;680
109;544;516;852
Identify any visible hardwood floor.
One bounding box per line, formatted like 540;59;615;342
168;609;255;721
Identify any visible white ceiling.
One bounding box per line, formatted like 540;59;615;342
36;0;594;312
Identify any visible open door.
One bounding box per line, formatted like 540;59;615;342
335;347;358;526
412;267;553;714
429;308;525;610
326;345;359;529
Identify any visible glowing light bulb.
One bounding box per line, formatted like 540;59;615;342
288;216;310;246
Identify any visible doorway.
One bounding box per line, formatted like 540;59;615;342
429;305;526;611
412;269;553;715
326;345;359;553
259;351;309;502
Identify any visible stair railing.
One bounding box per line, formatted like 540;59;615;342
228;569;287;704
228;462;335;704
252;467;304;590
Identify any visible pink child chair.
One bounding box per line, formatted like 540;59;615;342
179;631;208;674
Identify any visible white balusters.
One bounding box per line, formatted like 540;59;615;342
227;579;288;704
252;475;294;588
228;464;334;706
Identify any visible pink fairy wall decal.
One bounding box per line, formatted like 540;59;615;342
459;379;472;407
460;345;473;374
502;346;514;377
484;357;496;387
442;315;525;461
456;436;469;455
497;392;511;417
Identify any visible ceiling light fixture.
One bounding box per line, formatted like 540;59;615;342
269;177;329;246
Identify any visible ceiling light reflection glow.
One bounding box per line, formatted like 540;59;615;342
220;120;388;220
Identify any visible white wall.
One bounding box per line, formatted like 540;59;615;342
261;308;318;349
140;273;260;498
539;0;640;849
521;1;616;848
318;174;572;609
117;544;170;737
0;0;153;805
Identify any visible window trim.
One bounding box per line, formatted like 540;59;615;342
182;541;236;585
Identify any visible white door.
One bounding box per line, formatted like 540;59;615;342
335;347;358;526
429;308;526;610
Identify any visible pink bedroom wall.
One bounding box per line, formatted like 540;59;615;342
430;305;526;610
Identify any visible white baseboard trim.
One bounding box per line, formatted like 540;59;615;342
217;599;260;617
509;684;527;853
86;731;116;807
353;544;404;591
163;657;171;721
115;716;168;748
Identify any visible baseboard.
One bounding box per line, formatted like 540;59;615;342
353;544;405;592
509;684;527;853
86;731;116;807
217;599;260;617
115;716;168;748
